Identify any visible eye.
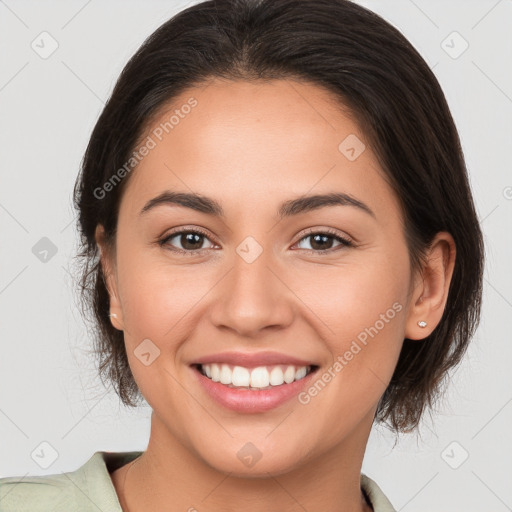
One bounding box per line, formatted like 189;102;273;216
158;227;354;255
293;229;354;253
158;228;216;254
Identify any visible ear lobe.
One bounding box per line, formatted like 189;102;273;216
95;224;124;331
405;232;456;340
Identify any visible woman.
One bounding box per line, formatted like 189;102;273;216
0;0;483;510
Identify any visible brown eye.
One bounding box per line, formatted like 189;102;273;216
295;230;353;253
159;229;215;254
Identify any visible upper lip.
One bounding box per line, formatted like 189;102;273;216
191;351;317;368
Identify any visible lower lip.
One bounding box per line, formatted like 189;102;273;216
192;366;317;413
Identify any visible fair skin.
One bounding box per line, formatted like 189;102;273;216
96;79;455;512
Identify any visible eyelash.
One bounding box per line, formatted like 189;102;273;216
158;227;354;256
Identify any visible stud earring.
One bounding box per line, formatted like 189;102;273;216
109;313;118;318
417;320;427;328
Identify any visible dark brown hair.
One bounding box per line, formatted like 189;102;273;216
73;0;484;432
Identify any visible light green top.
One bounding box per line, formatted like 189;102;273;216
0;451;396;511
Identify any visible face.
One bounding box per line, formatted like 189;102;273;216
99;79;420;476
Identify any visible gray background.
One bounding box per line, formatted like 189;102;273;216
0;0;511;510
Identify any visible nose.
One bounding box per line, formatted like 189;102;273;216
209;246;295;338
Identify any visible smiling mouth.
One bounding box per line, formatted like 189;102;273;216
192;363;318;390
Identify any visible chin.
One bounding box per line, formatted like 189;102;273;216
194;437;313;479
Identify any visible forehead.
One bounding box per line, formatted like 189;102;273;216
120;78;400;224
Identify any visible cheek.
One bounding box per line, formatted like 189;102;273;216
295;262;408;429
114;249;210;406
300;249;410;398
115;240;222;351
119;264;204;336
297;253;409;340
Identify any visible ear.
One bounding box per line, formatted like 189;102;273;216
95;224;124;331
405;232;456;340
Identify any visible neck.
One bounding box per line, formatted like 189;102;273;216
114;412;375;512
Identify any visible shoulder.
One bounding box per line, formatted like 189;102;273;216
0;471;76;511
0;450;143;512
361;473;396;512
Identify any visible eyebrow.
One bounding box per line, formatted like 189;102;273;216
139;191;376;220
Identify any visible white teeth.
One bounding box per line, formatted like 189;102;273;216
231;366;250;386
250;367;270;388
284;365;295;384
295;366;307;380
199;363;312;389
211;363;220;382
220;364;231;385
269;366;284;386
